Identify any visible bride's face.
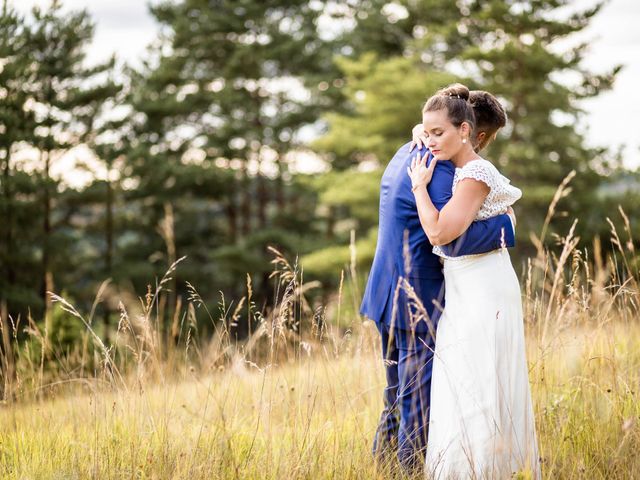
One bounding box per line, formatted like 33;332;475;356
421;109;470;161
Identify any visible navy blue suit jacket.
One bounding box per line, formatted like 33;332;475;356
360;142;515;333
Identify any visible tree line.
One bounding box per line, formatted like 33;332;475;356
0;0;637;356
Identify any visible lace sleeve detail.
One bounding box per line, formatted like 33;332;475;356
455;160;498;192
451;159;522;222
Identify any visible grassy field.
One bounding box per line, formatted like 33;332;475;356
1;318;639;479
1;206;639;479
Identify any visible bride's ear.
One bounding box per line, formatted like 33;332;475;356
460;122;472;140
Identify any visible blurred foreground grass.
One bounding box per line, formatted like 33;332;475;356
1;318;639;479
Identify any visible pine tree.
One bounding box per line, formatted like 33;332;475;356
0;3;37;324
124;0;340;325
69;72;122;344
148;0;336;230
23;0;120;324
0;1;40;398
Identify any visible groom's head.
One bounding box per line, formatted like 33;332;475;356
469;91;506;152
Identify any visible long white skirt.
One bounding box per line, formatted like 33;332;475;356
425;249;540;479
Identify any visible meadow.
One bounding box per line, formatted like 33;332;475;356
1;202;639;479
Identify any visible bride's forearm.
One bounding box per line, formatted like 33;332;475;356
413;188;446;245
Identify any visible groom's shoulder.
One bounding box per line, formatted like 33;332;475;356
381;142;413;178
384;142;454;174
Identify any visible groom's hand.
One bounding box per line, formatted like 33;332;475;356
410;123;428;152
507;206;517;229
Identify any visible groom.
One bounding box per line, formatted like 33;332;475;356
360;91;513;470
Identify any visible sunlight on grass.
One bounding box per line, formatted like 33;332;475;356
1;193;639;478
1;320;639;479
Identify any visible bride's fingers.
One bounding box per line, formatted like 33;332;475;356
406;166;413;178
427;157;438;173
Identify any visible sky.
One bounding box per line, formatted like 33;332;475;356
565;0;640;169
10;0;640;177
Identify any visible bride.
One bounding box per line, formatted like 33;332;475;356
407;84;540;479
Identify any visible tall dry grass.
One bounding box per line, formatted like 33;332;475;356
0;174;639;479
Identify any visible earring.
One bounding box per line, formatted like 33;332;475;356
462;138;467;144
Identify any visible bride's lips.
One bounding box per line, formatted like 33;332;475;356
431;149;441;156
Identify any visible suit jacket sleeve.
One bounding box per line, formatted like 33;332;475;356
426;154;515;257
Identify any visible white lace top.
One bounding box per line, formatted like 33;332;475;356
433;159;521;259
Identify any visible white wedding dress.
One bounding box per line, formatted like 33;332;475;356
426;160;540;479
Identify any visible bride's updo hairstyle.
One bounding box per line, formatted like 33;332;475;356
423;83;475;133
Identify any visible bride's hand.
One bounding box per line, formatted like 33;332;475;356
409;123;428;152
407;151;437;191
